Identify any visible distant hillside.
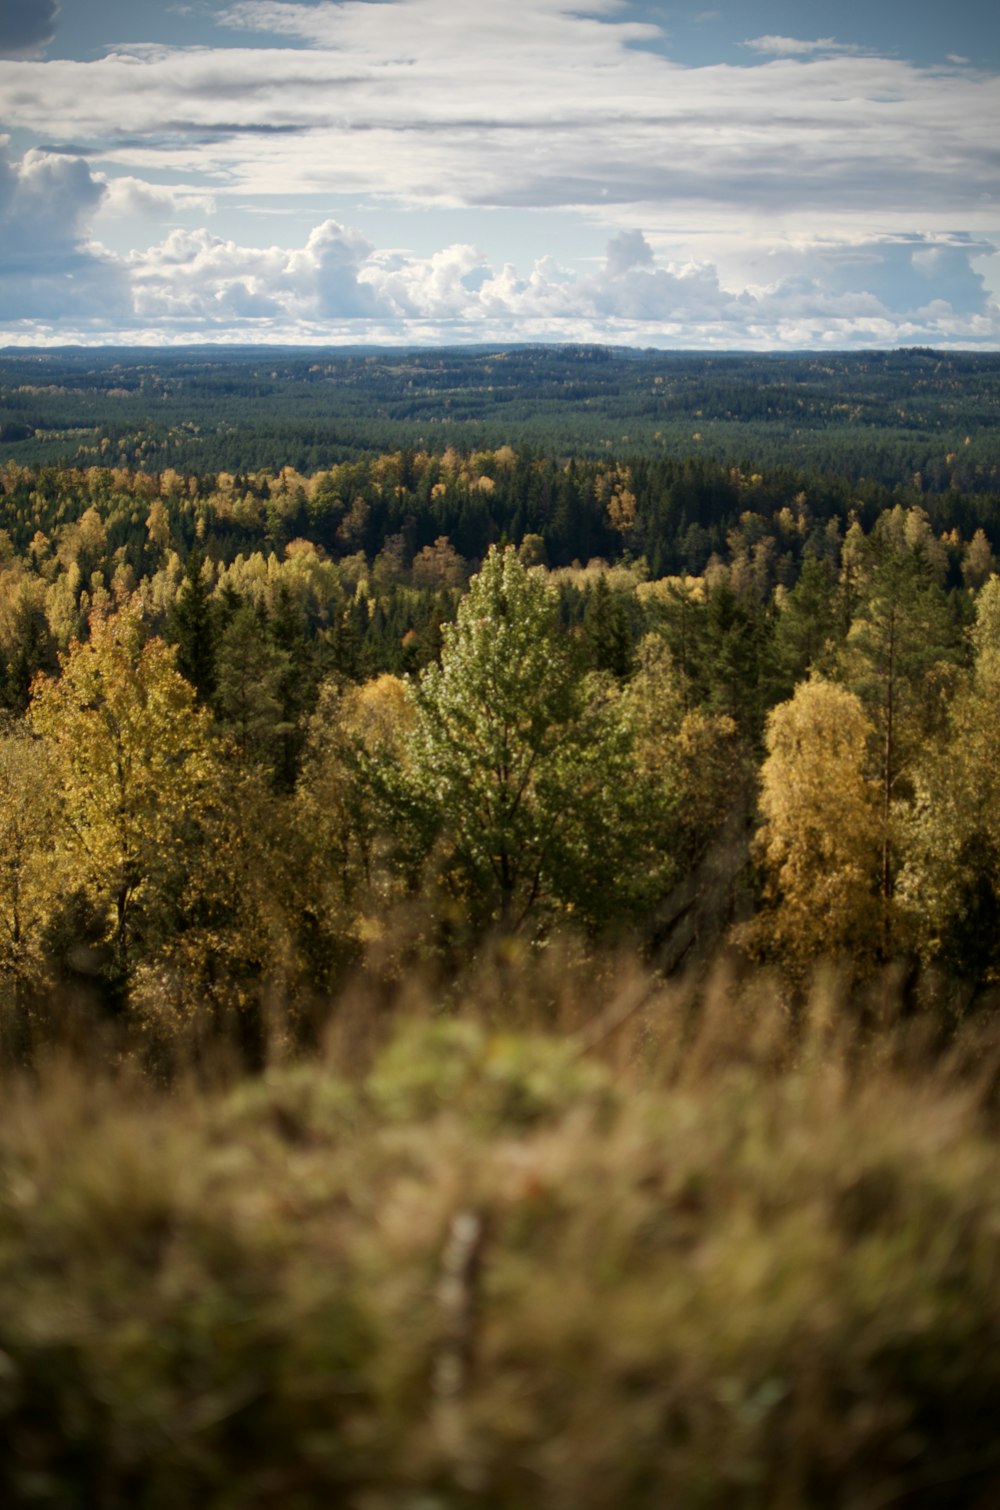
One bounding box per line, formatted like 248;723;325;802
2;345;999;486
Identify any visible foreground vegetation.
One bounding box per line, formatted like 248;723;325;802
2;963;1000;1508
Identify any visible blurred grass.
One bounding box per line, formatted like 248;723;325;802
0;959;999;1506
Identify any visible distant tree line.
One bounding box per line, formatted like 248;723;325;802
3;346;999;486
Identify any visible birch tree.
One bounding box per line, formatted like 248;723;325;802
29;601;218;988
746;679;882;970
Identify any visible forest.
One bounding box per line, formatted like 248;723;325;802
1;350;1000;1505
3;344;1000;486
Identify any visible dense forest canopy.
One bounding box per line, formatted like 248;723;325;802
0;338;999;1021
3;345;1000;488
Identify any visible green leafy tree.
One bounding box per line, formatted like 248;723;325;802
296;673;418;968
134;767;303;1066
407;546;657;935
625;634;742;872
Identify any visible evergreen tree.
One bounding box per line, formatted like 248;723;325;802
702;579;774;740
771;552;839;701
169;548;217;702
268;583;315;789
841;529;962;933
213;605;289;773
584;574;634;680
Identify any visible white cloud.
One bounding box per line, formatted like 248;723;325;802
1;213;979;349
0;144;127;319
0;5;995;239
287;220;378;315
752;235;996;319
741;36;861;57
126;218;376;321
0;146;104;245
220;0;649;44
605;229;655;277
97;176;217;220
369;242;492;318
0;1;997;346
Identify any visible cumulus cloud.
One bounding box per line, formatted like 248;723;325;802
0;144;127;319
0;147;104;247
605;230;655;277
127;228;277;319
370;242;494;319
97;176;217;220
752;235;996;320
112;219;744;332
287;220;378;316
126;218;376;322
0;0;58;58
13;216;972;349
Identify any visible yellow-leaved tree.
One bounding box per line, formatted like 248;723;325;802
897;575;1000;978
296;673;416;960
0;722;64;1009
29;601;219;992
744;678;883;971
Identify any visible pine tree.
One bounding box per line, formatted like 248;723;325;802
169;548;217;702
268;583;315;789
771;552;839;701
213;604;289;772
841;528;962;936
584;574;634;679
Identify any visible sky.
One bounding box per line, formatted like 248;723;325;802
0;0;998;348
